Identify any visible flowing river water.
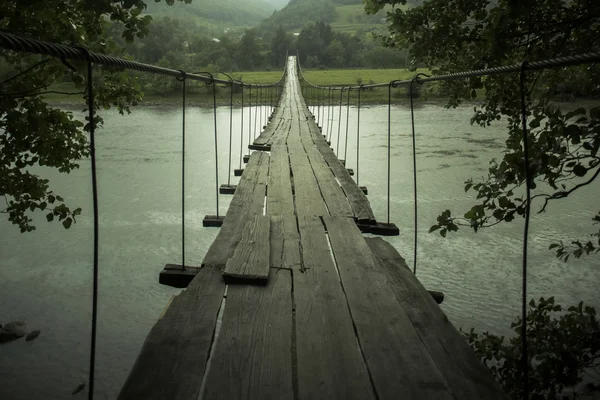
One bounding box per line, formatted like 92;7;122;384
1;103;599;399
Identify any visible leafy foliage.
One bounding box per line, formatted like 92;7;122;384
463;297;600;399
366;0;600;261
0;0;189;232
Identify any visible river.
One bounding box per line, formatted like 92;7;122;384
1;103;599;399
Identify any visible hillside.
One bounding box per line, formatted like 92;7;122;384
260;0;397;35
144;0;277;31
265;0;290;8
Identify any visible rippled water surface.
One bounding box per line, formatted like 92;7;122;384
1;104;599;399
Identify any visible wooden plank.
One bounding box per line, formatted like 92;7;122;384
313;136;375;223
223;215;271;282
299;123;353;217
299;101;375;223
323;216;453;400
253;113;285;146
287;114;329;219
365;237;509;399
118;267;226;400
266;121;294;216
202;268;294;399
202;152;269;267
269;214;301;270
295;216;375;400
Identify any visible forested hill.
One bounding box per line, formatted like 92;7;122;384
144;0;277;30
260;0;395;34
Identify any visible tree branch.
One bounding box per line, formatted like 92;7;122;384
538;166;600;213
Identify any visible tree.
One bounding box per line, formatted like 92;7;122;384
464;297;600;398
270;25;293;67
365;46;404;68
1;0;191;232
365;0;600;261
236;29;263;70
325;40;346;68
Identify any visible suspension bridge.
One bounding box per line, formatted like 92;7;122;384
119;57;507;399
2;30;599;400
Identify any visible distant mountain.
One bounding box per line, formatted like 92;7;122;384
144;0;276;30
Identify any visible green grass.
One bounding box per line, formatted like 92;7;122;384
223;70;286;84
301;68;431;86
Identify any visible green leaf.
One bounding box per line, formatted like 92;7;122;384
464;208;477;220
498;197;512;209
62;217;73;229
46;213;54;222
573;164;587;177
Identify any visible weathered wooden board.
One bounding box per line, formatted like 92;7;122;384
299;123;353;217
223;215;271;282
201;268;294;399
266;121;294;216
295;85;375;223
269;214;301;270
323;216;453;400
308;123;375;223
295;216;375;400
202;152;269;267
287;113;329;219
118;267;226;400
365;237;509;399
253;112;285;145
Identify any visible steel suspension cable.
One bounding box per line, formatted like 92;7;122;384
387;83;392;224
209;76;220;218
254;86;259;139
80;48;99;400
223;74;234;186
356;86;362;186
269;86;273;119
409;76;423;275
519;61;532;400
239;84;244;169
248;85;252;149
326;88;331;140
336;88;343;156
317;88;321;128
329;88;335;141
178;72;187;269
344;88;351;162
259;86;263;134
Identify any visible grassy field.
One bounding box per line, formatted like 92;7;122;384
223;70;286;84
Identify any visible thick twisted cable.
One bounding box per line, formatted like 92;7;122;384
0;31;290;87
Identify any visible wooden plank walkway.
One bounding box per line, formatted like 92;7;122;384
120;57;508;400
